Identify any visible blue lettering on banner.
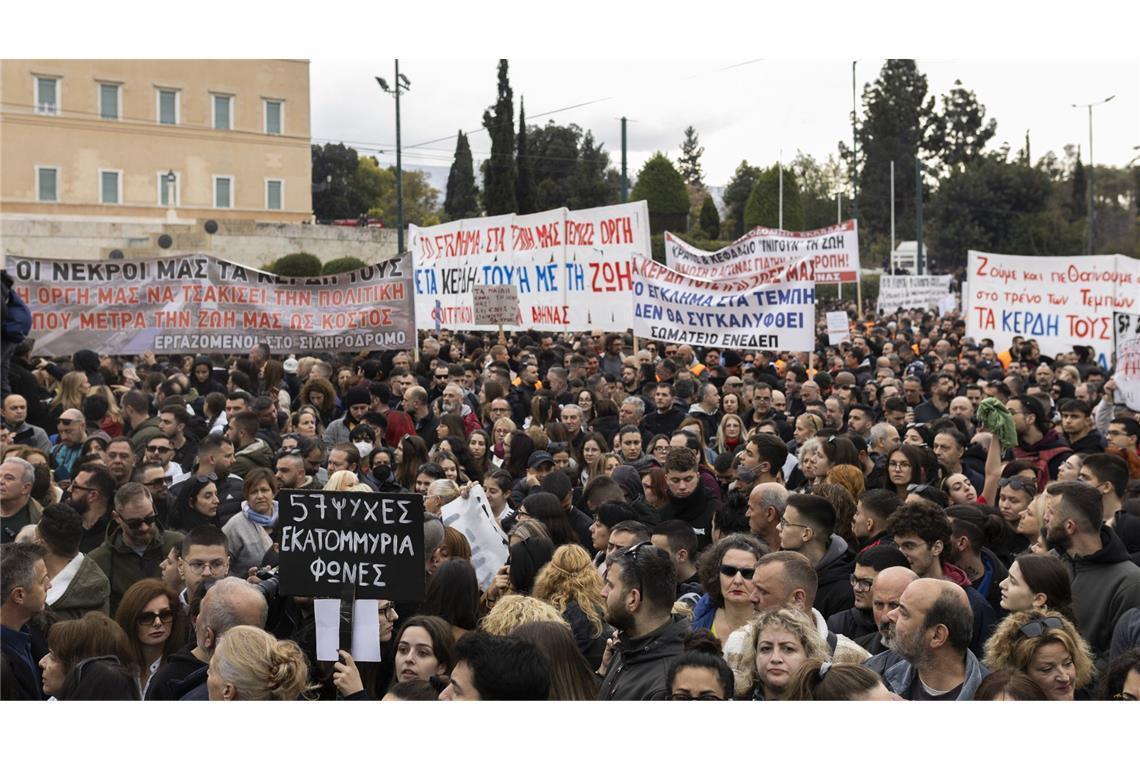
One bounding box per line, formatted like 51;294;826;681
1000;310;1059;336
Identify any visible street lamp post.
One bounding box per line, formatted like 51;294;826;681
1071;95;1115;255
377;62;411;255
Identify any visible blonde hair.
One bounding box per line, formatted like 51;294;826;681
86;385;123;424
982;609;1095;690
715;413;745;455
731;607;830;697
213;625;312;701
426;478;460;505
323;470;360;491
478;594;568;636
55;371;88;413
492;416;516;442
798;413;824;435
531;544;606;638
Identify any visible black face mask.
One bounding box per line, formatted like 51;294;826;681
371;464;392;483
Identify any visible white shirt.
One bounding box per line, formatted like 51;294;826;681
46;553;85;606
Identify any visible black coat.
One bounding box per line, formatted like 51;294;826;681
826;606;876;640
814;536;857;620
597;615;688;701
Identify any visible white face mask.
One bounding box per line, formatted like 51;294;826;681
354;442;372;458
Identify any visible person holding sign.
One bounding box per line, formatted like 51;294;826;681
390;615;456;688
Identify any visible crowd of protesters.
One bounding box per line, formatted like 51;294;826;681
2;309;1140;701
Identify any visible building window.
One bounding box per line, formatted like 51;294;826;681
100;170;121;204
37;167;59;202
36;76;59;115
264;100;283;135
214;176;233;209
266;179;283;210
159;172;179;206
157;89;179;125
99;83;120;120
212;94;232;130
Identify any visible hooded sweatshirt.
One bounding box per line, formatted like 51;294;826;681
813;534;857;620
1061;525;1140;665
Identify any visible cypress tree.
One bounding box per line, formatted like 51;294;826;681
515;97;537;214
444;130;479;220
481;59;517;215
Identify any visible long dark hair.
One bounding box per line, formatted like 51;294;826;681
420;559;479;631
395;435;429;489
509;536;556;595
505;432;536;480
389;615;458;689
1013;554;1075;622
521;493;577;547
511;621;598;700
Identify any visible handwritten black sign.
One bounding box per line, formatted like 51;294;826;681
277;489;425;601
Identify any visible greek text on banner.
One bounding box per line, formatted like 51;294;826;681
631;254;816;351
5;254;415;357
965;250;1140;367
663;220;859;283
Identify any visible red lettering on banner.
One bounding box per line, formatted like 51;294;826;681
536;223;561;248
600;216;634;245
589;261;632;292
531;305;569;324
564;220;594;246
96;287;139;305
242;312;282;330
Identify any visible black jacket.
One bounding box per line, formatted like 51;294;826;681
597;614;688;701
640;404;687;441
1112;510;1140;565
827;605;876;640
564;600;613;671
659;482;721;551
145;643;207;700
814;534;857;620
1062;526;1140;665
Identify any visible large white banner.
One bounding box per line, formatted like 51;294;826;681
632;255;815;351
440;484;509;590
663;220;859;283
1113;311;1140;412
409;201;649;332
965;251;1140;366
877;275;954;313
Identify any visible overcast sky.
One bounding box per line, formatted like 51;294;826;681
311;59;1138;187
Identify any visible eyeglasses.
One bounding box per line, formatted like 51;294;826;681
849;574;874;591
119;512;157;531
888;460;911;470
719;564;756;580
195;473;218;484
146;445;173;454
614;541;653;590
185;559;228;573
142;476;172;487
778;517;809;531
276;447;301;457
434;374;449;380
999;477;1038;495
69;482;95;493
378;602;397;619
670;692;725;701
1015;616;1064;640
137;609;175;627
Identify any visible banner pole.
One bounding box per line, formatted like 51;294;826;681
856;276;864;322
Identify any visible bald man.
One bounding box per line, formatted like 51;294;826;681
857;565;918;657
1;395;50;452
881;579;989;701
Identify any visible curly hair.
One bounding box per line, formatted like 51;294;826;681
696;533;767;610
478;594;568;636
884;499;952;548
298;376;338;418
982;609;1095;692
531;544;606;638
731;606;830;698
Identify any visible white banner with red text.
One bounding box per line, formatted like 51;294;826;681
409;201;649;332
1113;311;1140;412
965;251;1140;367
663;220;859;284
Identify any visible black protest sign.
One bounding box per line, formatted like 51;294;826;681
277;489;425;601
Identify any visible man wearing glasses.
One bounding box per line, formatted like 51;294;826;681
777;494;856;620
89;483;184;614
143;434;183;479
50;408;86;483
598;541;686;700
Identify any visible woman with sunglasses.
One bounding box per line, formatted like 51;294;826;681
982;610;1095;701
113;579;186;697
690;534;766;644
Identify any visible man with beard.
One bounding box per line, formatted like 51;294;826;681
2;394;50;452
913;372;955;423
881;578;988;700
402;386;439;449
1043;480;1140;666
69;462;117;554
137;464;174;525
439;383;481;436
1;458;40;543
857;565;918;659
171;433;243;521
827;544;910;641
597;541;686;700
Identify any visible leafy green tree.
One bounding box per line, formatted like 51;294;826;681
312;143;361;221
926;156;1054;267
481;59;517;215
322;256;368;275
929;79;998;177
743;165;804;231
349;157;386;216
840;59;939;249
367;167;441;228
630;153;689;234
698;195;720;238
678;126;705;188
569;131;620;210
270;253;322;277
515;98;538;215
791;151;850;230
529;121;581;210
722;161;763;236
444;131;479;220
